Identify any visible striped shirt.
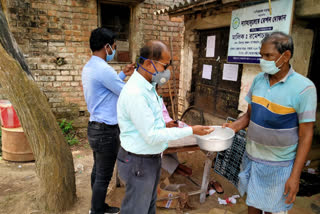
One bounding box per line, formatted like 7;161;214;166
245;67;317;165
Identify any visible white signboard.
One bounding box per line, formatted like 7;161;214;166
206;36;216;57
202;64;212;80
227;0;294;64
222;64;239;81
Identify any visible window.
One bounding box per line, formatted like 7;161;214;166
99;3;131;62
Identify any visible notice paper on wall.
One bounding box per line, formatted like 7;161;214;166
206;35;216;57
222;64;239;81
202;64;212;80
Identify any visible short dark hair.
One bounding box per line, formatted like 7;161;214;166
261;31;294;58
89;27;115;52
139;41;166;64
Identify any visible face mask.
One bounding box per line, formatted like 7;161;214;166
136;57;171;86
106;44;116;62
152;69;171;86
260;54;284;75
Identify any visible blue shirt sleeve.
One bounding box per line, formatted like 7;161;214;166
99;67;125;96
118;71;126;81
125;93;193;145
296;85;317;123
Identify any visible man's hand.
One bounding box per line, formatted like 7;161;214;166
284;122;314;204
192;125;214;136
166;120;178;128
222;122;238;132
221;105;251;133
284;175;299;204
123;63;135;76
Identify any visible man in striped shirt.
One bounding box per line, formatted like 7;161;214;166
224;32;317;214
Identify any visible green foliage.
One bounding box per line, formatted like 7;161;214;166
58;119;79;146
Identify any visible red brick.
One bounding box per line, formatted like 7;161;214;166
170;17;184;23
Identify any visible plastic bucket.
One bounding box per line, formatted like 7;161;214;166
0;100;21;128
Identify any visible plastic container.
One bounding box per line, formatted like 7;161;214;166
195;126;235;152
0;100;21;128
1;127;34;162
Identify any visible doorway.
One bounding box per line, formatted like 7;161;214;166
308;20;320;143
193;27;243;119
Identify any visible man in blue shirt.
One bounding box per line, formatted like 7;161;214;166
82;27;134;214
224;32;317;214
117;41;214;214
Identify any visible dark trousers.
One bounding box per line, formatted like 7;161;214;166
117;147;161;214
88;122;120;214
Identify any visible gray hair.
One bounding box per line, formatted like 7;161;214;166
261;31;294;58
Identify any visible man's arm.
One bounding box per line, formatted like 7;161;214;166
284;122;314;204
223;104;252;132
101;63;135;95
126;94;212;145
119;63;135;80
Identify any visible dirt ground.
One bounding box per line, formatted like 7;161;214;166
0;140;319;214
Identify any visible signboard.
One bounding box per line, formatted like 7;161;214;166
227;0;294;64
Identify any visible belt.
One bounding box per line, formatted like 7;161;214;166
121;147;161;158
88;121;118;129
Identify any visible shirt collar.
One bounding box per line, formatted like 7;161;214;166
91;55;111;67
132;70;154;91
263;65;294;83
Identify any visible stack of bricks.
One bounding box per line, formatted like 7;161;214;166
4;0;185;136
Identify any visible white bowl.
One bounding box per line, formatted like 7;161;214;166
195;126;235;152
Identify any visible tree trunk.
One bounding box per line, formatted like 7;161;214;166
0;2;76;212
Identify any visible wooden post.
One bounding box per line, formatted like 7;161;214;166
200;151;217;203
170;36;178;120
269;0;272;15
168;80;176;120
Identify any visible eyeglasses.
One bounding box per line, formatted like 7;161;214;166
153;59;172;70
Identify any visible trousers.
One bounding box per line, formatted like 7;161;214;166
117;147;161;214
88;122;120;214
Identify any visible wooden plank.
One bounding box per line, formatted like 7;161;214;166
163;145;200;154
167;136;197;148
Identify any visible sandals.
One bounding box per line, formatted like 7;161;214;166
209;180;224;194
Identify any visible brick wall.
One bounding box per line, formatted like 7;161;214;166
4;0;97;136
138;0;185;116
3;0;184;136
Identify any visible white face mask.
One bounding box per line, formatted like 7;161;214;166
260;53;284;75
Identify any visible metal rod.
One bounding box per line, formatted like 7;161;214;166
187;176;200;187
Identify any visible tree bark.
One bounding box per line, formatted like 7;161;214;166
0;2;32;78
0;2;76;212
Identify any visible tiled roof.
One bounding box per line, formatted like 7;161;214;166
153;0;261;16
154;0;215;16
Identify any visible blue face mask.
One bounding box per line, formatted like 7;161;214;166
260;54;284;75
106;44;116;62
136;56;171;86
